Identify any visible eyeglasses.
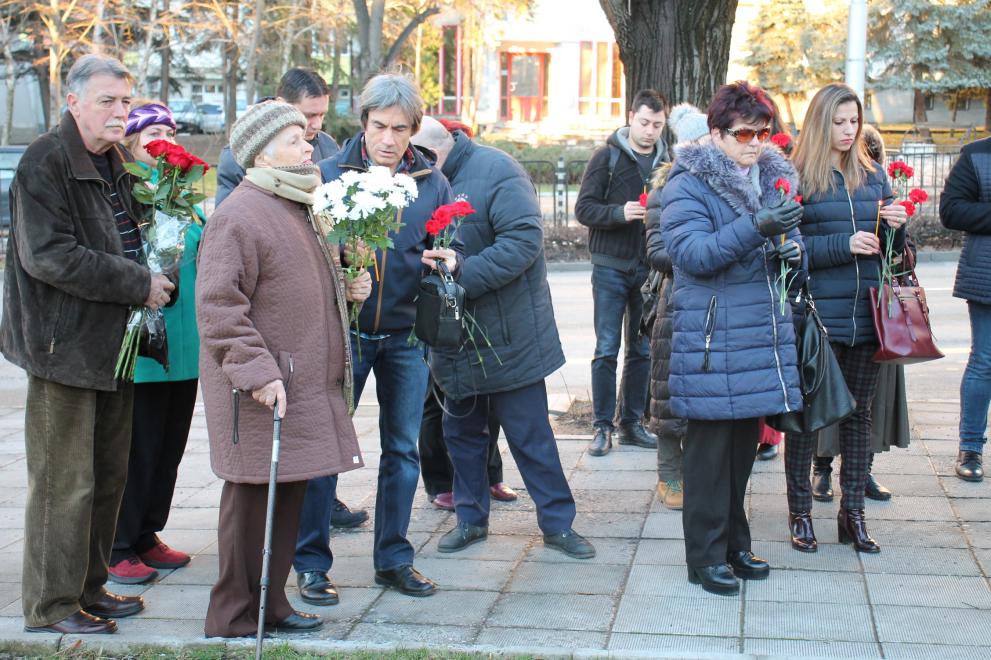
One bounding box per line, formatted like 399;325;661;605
723;127;771;144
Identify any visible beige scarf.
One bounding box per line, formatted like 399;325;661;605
244;164;321;205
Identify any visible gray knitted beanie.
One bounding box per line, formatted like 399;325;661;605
229;101;307;169
668;103;709;145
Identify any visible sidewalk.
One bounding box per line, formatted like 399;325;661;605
0;264;988;659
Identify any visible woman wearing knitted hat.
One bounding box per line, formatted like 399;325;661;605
107;102;205;586
197;101;372;637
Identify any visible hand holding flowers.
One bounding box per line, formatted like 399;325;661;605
771;178;802;316
877;160;928;315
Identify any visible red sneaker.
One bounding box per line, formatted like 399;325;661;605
431;492;455;511
108;557;158;585
139;540;191;569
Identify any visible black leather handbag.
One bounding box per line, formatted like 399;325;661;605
766;291;856;435
414;261;465;348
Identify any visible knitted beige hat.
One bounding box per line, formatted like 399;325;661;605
229;101;307;169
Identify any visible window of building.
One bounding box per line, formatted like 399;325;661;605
437;25;461;115
579;41;624;118
499;51;550;122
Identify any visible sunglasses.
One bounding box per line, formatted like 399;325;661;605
723;127;771;144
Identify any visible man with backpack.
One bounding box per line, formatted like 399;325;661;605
575;89;670;457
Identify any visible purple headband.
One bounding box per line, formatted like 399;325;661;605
125;103;177;136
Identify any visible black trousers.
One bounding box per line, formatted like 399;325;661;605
112;379;198;563
419;378;503;496
682;418;759;568
785;342;879;512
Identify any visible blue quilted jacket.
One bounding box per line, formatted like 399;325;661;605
660;143;804;421
940;137;991;305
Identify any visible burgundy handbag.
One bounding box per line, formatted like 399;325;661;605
868;262;944;365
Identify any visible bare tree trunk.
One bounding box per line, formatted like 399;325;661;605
137;0;160;96
244;0;265;104
48;45;61;128
331;24;343;104
414;24;422;84
913;88;928;126
280;0;299;73
0;17;15;146
160;0;171;103
783;95;796;132
352;0;370;86
368;0;384;76
92;0;105;53
223;1;240;138
599;0;739;111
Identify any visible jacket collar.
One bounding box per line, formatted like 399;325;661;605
669;143;798;215
441;130;473;180
59;111;130;184
608;126;668;169
338;131;435;180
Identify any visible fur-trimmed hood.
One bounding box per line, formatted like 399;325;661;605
668;143;797;215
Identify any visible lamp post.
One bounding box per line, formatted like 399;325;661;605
845;0;868;99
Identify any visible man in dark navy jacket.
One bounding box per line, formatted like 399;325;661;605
293;73;459;602
941;137;991;482
411;117;595;559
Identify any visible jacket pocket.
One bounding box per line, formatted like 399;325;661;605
702;295;718;372
278;351;295;392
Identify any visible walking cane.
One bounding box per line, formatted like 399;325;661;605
255;403;283;660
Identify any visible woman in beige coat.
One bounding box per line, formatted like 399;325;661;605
197;101;371;638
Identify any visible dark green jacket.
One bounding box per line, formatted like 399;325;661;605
0;112;150;391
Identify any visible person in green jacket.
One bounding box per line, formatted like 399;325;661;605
109;102;204;584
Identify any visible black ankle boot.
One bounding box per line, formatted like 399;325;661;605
837;507;880;553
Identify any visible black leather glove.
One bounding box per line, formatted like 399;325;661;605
775;238;802;268
754;199;803;237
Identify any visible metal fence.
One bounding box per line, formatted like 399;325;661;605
517;145;965;240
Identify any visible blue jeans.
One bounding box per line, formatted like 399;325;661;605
960;301;991;453
591;263;650;428
294;331;429;573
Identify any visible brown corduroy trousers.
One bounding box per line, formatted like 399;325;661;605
22;375;133;627
204;480;307;638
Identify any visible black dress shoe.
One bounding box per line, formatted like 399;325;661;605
543;528;596;559
588;426;612;456
838;507;880;553
296;571;339;606
865;473;892;501
788;511;818;553
956;450;984;482
687;563;739;595
616;423;658;448
266;610;323;632
727;550;770;580
812;469;834;502
438;522;488;553
330;498;369;528
83;592;144;619
374;565;436;597
25;610;117;634
756;442;778;461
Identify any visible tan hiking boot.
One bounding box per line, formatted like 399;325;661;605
657;479;684;510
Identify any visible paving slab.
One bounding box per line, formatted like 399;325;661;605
524;537;638;565
873;604;991;644
865;573;991;608
743;601;875;642
363;589;498;627
346;622;475;645
859;546;984;576
744;568;868;604
476;625;608;650
743;638;881;658
613;594;740;637
751;540;862;573
487;593;615;631
507;561;627;595
608;633;739;654
883;642;991;660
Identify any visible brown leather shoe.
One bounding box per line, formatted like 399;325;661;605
25;610;117;634
489;482;518;501
84;592;144;619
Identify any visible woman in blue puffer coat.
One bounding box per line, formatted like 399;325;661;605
660;82;804;596
785;83;907;555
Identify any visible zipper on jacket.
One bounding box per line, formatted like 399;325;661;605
48;294;66;353
702;295;717;372
761;245;792;412
843;183;860;347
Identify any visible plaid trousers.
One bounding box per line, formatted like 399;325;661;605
785;342;880;512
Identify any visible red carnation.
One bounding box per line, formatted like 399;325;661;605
639;193;648;207
770;132;791;149
448;200;476;217
887;160;914;180
774;178;791;196
898;200;917;217
144;139;172;158
794;195;802;205
908;188;929;204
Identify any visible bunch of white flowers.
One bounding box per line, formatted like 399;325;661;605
312;166;418;223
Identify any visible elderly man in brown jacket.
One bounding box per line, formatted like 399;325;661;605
0;54;174;635
196;101;371;637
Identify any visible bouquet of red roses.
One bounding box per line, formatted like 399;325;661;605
114;140;209;381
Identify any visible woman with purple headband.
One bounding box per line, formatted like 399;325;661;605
110;101;205;585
